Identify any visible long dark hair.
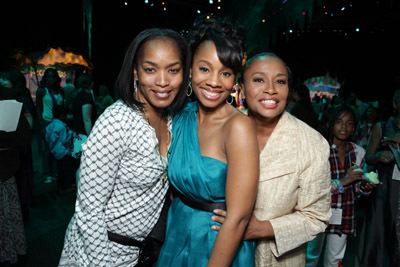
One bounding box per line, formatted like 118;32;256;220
114;28;191;113
40;68;61;93
327;105;357;144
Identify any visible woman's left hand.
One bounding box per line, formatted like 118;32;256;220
360;181;376;191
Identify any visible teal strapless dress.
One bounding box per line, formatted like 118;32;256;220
155;101;255;267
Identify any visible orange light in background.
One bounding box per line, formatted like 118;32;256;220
37;47;89;67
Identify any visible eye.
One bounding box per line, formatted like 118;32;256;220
276;79;287;85
252;77;264;83
144;67;156;73
169;67;181;74
222;71;232;77
199;66;209;73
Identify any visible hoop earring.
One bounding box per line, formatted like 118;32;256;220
186;82;193;97
226;95;233;105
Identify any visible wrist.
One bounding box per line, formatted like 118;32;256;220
260;220;274;238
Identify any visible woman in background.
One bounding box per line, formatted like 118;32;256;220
36;68;63;183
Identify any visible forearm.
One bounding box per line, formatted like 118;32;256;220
207;217;250;267
82;104;93;136
84;120;92;136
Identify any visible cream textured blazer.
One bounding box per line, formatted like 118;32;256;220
255;111;331;267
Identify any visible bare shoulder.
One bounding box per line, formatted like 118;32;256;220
226;109;255;132
224;108;256;141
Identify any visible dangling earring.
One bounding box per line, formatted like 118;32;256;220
134;80;138;99
226;86;235;104
186;82;193;97
226;95;233;104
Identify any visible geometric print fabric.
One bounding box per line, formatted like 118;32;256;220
59;100;170;266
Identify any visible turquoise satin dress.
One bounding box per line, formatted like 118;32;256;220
155;101;255;267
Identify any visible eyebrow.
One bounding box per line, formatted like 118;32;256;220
251;72;288;77
143;61;182;68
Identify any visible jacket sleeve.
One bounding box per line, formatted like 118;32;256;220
269;134;332;257
74;108;128;266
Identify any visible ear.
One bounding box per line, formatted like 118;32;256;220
189;68;192;79
239;82;245;99
133;68;138;81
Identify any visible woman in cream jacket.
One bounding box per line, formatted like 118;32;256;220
213;50;331;266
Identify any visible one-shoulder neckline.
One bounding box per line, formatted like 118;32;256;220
191;103;227;166
201;155;227;165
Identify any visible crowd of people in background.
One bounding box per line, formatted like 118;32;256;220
0;67;115;265
1;13;400;267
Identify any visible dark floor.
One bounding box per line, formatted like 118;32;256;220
3;134;390;267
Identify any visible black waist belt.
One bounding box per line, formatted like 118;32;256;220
108;231;143;247
178;192;226;213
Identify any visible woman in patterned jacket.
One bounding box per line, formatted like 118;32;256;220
58;28;190;266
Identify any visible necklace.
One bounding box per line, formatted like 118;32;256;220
138;105;170;186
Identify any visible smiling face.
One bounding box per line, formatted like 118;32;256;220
333;111;355;142
241;55;289;122
134;37;183;110
191;40;235;109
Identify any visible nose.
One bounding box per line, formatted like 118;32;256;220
206;72;221;88
155;71;170;87
263;80;277;94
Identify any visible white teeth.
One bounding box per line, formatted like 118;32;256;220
155;92;168;97
203;90;219;97
261;99;276;105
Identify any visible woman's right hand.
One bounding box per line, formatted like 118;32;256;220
343;165;364;185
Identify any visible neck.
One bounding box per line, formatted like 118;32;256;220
196;102;230;124
248;111;282;150
136;94;165;123
333;137;347;149
249;111;281;136
142;104;165;123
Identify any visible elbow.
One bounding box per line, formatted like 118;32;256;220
227;211;252;232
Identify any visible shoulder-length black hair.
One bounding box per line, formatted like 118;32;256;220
40;68;62;92
187;14;247;75
114;28;191;113
327;105;357;144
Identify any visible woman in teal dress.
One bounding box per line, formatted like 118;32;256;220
155;15;259;267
